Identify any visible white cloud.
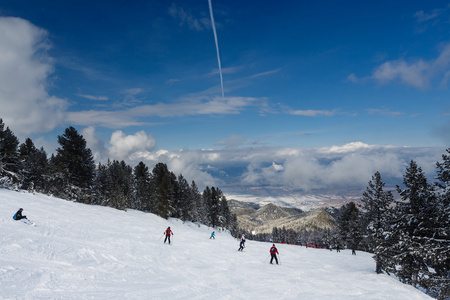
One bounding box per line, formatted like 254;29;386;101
67;96;262;128
372;59;429;88
81;126;108;162
77;94;109;101
366;108;405;117
413;9;442;23
289;109;336;117
322;141;372;154
168;3;210;31
271;162;284;171
123;88;143;96
79;133;445;194
0;17;68;136
236;143;443;191
371;43;450;89
347;73;359;83
108;130;157;161
216;135;246;148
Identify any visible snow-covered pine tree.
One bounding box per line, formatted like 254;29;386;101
93;161;109;206
337;202;361;249
360;171;395;274
272;227;279;243
190;180;205;223
393;160;434;287
19;138;48;191
430;149;450;299
0;119;20;179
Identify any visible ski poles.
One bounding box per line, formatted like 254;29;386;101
264;254;270;263
278;254;281;265
158;233;164;241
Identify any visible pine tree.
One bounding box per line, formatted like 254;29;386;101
204;187;222;228
19;138;48;191
106;160;133;210
133;162;151;211
53;127;95;191
151;163;176;219
219;195;231;228
46;154;66;196
176;174;193;222
92;162;109;206
201;186;211;225
393;160;434;287
190;180;204;223
272;227;279;243
0;119;20;177
431;150;450;299
360;171;395;273
337;202;361;249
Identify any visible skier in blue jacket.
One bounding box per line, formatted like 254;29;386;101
13;208;27;221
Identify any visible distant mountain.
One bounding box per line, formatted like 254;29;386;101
225;187;363;211
228;200;336;234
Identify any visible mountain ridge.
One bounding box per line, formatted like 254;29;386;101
228;200;336;234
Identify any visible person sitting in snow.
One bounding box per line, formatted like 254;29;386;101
210;231;215;239
164;227;173;244
13;208;27;221
270;244;279;264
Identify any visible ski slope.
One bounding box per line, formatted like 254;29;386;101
0;189;431;299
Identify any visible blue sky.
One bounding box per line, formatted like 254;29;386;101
1;1;449;200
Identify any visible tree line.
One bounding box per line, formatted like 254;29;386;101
0;120;237;233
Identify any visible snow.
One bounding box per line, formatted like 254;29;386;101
0;189;431;299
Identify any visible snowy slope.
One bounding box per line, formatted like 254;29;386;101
0;189;431;300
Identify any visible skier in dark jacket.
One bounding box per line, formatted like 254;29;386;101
238;234;245;251
13;208;27;221
164;227;173;244
270;244;279;264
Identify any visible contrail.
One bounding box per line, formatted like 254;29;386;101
208;0;224;97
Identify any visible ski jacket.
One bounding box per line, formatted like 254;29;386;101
13;210;24;220
270;246;279;254
165;228;173;236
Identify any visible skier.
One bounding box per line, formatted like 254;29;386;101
238;234;245;251
164;226;173;244
210;231;215;239
13;208;27;221
270;244;279;264
351;244;356;255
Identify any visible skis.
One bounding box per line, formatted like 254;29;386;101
20;219;36;226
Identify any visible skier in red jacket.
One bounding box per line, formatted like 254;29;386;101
164;227;173;244
270;244;279;264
